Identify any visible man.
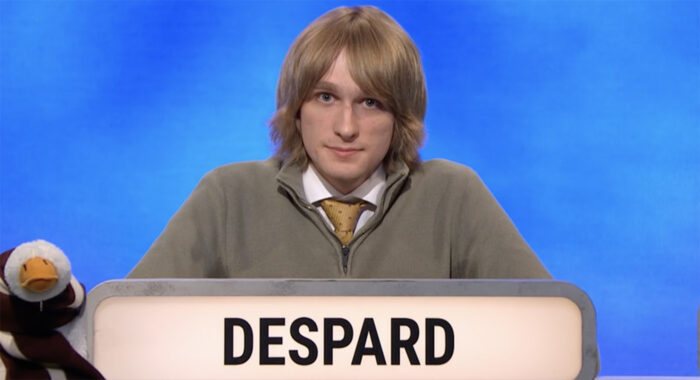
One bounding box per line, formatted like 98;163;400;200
129;6;550;279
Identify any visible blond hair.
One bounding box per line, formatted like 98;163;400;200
269;6;426;173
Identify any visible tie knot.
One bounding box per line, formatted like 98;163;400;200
320;199;368;245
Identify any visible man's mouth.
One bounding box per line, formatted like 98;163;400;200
327;146;361;158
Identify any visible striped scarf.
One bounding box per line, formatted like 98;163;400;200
0;248;104;379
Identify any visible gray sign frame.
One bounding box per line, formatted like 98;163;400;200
86;279;597;379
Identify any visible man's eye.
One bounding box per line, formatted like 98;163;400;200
364;99;380;108
318;93;333;102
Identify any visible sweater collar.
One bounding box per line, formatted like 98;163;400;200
302;163;386;206
275;158;411;211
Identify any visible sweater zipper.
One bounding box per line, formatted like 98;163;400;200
341;245;350;274
293;194;351;275
277;165;409;277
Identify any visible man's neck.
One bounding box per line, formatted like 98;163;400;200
302;164;386;205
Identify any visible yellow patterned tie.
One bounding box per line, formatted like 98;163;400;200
320;199;368;246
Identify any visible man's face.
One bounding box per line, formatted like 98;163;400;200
299;50;394;195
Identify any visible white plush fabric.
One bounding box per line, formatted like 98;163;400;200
3;239;72;302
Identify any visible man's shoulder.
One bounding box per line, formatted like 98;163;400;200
206;157;282;177
415;159;480;182
200;157;283;188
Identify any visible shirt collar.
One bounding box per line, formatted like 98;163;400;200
302;164;386;206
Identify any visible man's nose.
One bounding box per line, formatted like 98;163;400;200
334;103;359;140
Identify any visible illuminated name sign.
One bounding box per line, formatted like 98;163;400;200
224;317;454;366
87;280;597;379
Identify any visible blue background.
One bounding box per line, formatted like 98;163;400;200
1;0;698;375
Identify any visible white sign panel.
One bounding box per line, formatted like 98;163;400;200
88;280;593;380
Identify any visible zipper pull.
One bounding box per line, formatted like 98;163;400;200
341;245;350;273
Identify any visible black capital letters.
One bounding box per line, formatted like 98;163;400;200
391;318;420;365
260;318;285;365
425;318;454;365
351;318;387;365
290;317;319;365
323;318;353;365
224;318;253;365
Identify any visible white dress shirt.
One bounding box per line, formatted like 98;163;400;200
302;163;386;233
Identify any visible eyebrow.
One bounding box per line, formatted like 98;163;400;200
312;80;339;92
312;80;378;99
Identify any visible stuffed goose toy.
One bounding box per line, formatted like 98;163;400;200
0;240;103;379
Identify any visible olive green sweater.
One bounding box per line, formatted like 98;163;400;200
129;158;550;279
